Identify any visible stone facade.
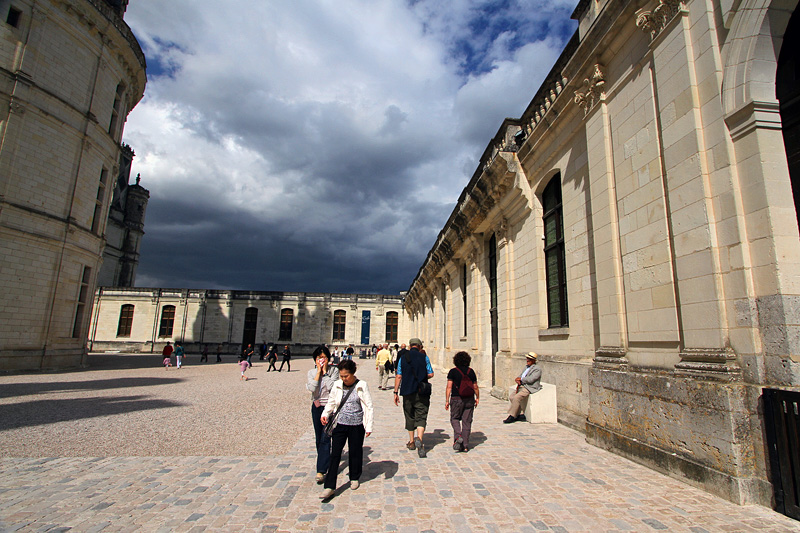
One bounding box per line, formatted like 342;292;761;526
0;0;146;370
89;287;408;356
97;143;149;287
404;0;800;508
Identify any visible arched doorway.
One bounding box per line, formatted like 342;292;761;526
777;7;800;232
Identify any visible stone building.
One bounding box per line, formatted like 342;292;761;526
89;287;408;356
0;0;146;370
404;0;800;510
97;143;149;288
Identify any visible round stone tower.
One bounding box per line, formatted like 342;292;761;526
0;0;146;369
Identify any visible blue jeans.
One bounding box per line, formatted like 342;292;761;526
311;403;332;475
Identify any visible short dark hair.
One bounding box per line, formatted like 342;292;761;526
453;351;471;367
312;344;331;359
338;359;357;374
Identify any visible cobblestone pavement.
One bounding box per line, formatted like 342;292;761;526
1;358;797;532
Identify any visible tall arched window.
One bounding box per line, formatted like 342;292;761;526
117;304;134;337
159;305;176;337
279;308;293;340
108;83;126;139
333;310;346;341
385;311;398;343
242;307;258;347
543;175;568;327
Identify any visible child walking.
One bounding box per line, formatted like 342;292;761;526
239;358;251;380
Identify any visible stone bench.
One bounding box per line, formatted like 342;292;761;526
508;383;557;423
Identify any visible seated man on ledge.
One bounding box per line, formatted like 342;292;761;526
504;352;541;423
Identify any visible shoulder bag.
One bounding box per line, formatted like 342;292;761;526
323;380;359;437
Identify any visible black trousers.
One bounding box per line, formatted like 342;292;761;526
324;423;365;489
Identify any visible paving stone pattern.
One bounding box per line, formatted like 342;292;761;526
1;357;798;532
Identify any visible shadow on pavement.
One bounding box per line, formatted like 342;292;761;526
0;395;183;431
0;377;183;400
424;428;451;451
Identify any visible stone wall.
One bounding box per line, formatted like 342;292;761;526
403;0;800;507
0;0;146;370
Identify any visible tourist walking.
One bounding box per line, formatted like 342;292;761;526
175;342;185;369
244;344;255;367
267;344;278;371
161;341;173;368
445;351;479;452
320;359;373;500
504;352;541;423
200;344;209;362
306;345;340;484
393;338;434;458
216;344;223;363
375;343;392;390
259;341;268;361
239;358;250;381
278;345;292;372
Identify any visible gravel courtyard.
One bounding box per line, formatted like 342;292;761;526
0;353;312;457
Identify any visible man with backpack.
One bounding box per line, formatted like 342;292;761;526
445;351;479;452
393;338;434;457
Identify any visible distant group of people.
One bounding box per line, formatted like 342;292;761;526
160;341;293;377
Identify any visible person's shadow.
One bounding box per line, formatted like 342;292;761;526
337;445;398;481
423;428;450;452
467;431;487;449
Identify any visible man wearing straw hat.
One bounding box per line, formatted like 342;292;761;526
503;351;541;424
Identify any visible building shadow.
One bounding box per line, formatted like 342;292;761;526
0;395;183;431
0;376;182;400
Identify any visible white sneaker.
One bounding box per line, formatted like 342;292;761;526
351;480;359;490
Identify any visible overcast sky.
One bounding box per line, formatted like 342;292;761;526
122;0;577;294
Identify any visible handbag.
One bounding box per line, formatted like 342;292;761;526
384;359;394;372
323;380;358;437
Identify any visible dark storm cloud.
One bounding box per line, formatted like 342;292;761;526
123;0;577;294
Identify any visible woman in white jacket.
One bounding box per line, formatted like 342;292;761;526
319;359;373;500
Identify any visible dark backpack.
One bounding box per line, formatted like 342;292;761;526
456;367;475;398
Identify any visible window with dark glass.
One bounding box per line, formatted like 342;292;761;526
462;263;468;337
6;6;21;27
333;310;346;341
386;311;398;343
91;168;109;234
117;304;134;337
543;175;568;327
72;266;91;338
108;83;125;138
159;305;176;337
279;308;293;340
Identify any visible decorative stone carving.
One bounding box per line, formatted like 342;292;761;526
9;102;25;114
636;0;685;40
443;272;450;288
574;64;605;115
495;218;509;248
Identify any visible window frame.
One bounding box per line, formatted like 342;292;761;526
158;305;176;338
332;309;346;342
279;308;293;341
116;304;134;337
542;175;569;328
385;311;398;343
